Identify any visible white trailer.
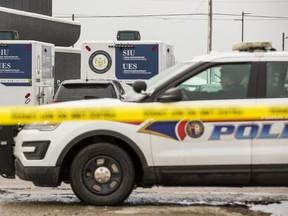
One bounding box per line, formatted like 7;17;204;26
0;40;55;106
81;41;175;85
0;40;55;178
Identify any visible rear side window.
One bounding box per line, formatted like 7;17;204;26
266;62;288;98
57;83;117;101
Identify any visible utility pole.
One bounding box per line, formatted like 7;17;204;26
282;32;288;51
235;11;250;42
72;14;75;47
207;0;213;53
241;12;245;41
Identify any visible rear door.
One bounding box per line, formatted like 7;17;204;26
252;60;288;185
41;44;54;104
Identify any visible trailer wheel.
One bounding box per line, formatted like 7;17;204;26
70;143;135;205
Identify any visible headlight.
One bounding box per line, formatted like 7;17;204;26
23;121;60;131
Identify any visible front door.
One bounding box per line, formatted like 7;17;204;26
150;63;254;185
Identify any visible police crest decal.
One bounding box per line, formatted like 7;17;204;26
186;120;204;138
89;50;112;74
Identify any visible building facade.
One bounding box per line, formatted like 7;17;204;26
0;0;52;16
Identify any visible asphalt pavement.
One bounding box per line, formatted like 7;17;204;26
0;177;287;215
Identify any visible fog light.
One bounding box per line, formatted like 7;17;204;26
22;141;50;160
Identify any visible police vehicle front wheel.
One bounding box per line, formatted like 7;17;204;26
70;143;135;205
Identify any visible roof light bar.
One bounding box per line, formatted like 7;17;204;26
232;41;273;52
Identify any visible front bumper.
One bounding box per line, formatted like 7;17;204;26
15;158;61;187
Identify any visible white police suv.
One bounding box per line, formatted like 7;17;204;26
13;42;288;205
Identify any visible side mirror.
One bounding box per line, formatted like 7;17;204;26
133;80;147;93
56;80;61;87
157;87;182;102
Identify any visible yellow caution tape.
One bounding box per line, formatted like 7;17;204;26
0;105;288;125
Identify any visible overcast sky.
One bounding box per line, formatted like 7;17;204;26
53;0;288;61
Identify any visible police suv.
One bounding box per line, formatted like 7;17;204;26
13;42;288;205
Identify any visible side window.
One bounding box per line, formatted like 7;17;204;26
179;64;251;100
266;62;288;98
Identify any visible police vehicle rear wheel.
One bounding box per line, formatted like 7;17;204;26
70;143;135;205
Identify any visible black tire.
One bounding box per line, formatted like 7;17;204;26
70;143;135;205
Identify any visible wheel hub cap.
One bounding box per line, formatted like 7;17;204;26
94;166;111;183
